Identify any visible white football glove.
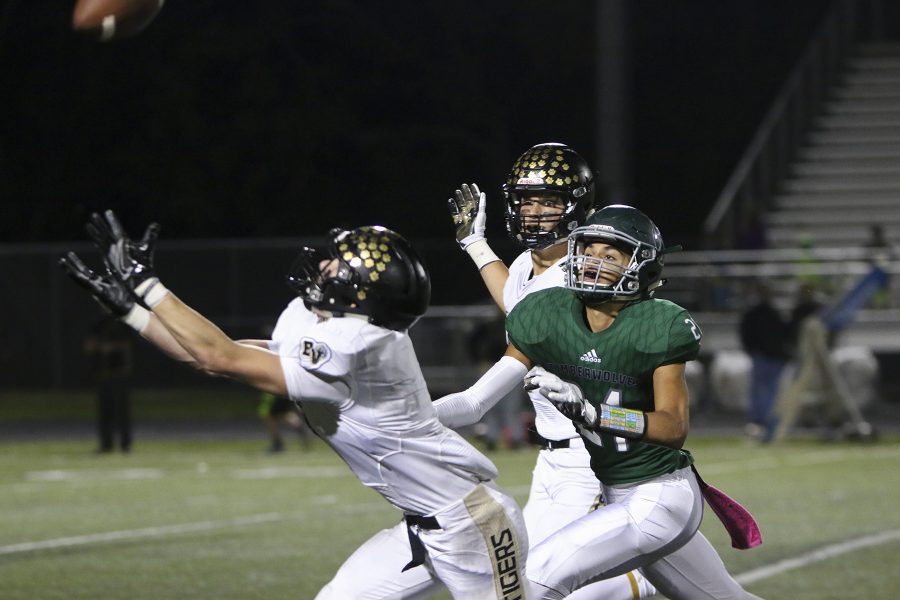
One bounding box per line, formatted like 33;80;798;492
448;183;487;250
524;366;597;427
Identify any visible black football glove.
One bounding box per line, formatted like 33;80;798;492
59;251;137;317
86;209;162;301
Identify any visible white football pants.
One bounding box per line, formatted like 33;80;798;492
316;482;529;600
524;444;657;600
317;446;655;600
527;466;762;600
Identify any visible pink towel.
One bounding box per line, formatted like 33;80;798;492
692;466;762;549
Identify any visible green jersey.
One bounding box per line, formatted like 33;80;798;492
506;287;702;484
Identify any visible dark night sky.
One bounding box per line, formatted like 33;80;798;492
0;0;831;248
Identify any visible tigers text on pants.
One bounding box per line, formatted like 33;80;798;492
316;483;529;600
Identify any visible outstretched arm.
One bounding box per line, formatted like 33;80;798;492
137;310;199;364
60;250;196;364
80;209;289;397
149;291;288;397
434;354;527;427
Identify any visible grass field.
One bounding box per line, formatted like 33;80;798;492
2;434;899;599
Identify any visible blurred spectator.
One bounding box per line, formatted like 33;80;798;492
864;223;893;308
736;212;768;250
258;391;311;453
786;282;826;349
252;324;312;453
769;284;874;443
865;223;890;259
738;281;789;439
794;235;828;295
85;316;133;453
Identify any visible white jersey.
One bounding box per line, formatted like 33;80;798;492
267;297;308;356
277;303;499;516
504;250;580;441
503;249;566;315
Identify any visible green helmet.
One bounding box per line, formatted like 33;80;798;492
565;204;667;301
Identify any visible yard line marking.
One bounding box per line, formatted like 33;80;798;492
4;445;899;565
0;513;284;555
25;469;164;482
784;446;900;467
698;446;900;477
735;528;900;585
0;502;380;556
230;466;347;479
15;466;351;485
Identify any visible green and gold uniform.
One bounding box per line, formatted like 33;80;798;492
507;286;703;485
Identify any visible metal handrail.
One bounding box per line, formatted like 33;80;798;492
703;0;857;248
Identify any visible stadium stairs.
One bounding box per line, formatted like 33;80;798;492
766;42;900;249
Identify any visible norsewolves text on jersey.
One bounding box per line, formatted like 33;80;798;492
546;362;637;387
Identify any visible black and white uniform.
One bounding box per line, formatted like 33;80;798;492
272;300;530;600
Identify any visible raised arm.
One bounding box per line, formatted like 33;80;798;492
434;351;527;427
448;183;510;312
149;291;288;397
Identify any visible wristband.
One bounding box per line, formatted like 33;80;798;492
596;404;647;440
464;239;501;270
122;304;151;333
135;277;170;308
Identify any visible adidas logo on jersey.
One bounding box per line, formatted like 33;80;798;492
579;349;602;363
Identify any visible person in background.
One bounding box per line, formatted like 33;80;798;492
258;390;311;453
864;223;893;309
254;326;311;453
84;315;134;453
769;283;874;443
738;281;789;441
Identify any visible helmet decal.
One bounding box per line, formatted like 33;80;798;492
287;226;431;330
337;227;395;293
503;142;595;249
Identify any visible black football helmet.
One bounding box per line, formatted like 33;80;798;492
503;142;595;249
565;204;668;302
287;226;431;331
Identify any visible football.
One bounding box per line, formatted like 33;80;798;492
72;0;165;41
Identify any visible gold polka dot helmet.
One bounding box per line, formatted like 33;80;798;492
287;226;431;330
502;142;595;249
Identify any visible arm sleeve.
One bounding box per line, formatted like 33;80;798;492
434;356;527;428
